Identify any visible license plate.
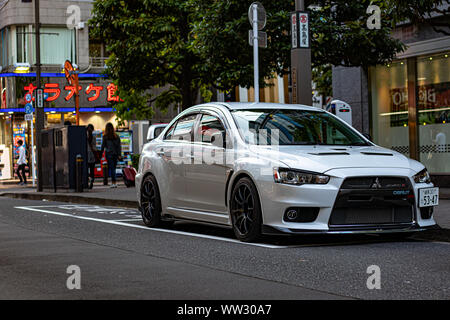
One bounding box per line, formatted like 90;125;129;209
419;187;439;207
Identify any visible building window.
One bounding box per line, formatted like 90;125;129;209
369;60;409;155
16;26;29;63
417;52;450;173
38;26;76;65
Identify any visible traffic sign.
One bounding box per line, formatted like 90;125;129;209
25;103;33;114
248;30;267;48
248;2;266;30
36;88;44;108
44;92;49;101
25;93;32;103
25;114;33;121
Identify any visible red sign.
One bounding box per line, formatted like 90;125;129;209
23;82;120;103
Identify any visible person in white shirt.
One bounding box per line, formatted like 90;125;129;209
16;140;27;185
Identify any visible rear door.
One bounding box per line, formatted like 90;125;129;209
184;111;232;214
157;113;199;209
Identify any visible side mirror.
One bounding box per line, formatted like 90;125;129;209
210;131;225;148
146;129;155;142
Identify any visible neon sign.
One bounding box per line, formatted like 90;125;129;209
23;82;120;103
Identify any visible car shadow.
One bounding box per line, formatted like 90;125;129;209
166;221;424;247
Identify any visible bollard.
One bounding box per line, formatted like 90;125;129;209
103;162;108;185
75;154;83;192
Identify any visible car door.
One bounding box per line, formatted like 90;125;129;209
157;113;199;210
184;111;232;214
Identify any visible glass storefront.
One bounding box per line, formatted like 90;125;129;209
369;60;409;155
370;51;450;174
417;53;450;173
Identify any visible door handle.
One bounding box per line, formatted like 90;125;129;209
156;150;165;156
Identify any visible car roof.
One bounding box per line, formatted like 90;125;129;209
200;102;324;112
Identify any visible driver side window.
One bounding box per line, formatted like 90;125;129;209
197;114;226;147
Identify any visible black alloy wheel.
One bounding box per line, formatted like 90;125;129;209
230;177;263;242
140;174;172;227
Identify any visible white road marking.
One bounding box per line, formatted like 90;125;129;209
14;206;289;249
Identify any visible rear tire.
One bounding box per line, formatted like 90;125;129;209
140;174;172;227
230;177;263;242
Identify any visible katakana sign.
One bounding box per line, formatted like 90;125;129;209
23;82;120;104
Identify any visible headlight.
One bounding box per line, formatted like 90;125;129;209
273;168;330;185
413;168;431;184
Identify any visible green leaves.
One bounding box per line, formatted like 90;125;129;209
90;0;416;123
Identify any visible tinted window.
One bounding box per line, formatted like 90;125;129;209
232;109;369;146
166;114;197;141
196;114;226;144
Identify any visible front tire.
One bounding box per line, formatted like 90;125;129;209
140;174;172;228
230;177;263;242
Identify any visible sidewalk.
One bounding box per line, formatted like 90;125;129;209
0;182;138;208
0;182;448;230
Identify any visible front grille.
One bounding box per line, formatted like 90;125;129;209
329;176;415;228
341;177;409;189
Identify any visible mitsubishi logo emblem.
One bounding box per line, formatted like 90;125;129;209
371;177;382;189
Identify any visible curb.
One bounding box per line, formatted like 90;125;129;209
0;192;138;209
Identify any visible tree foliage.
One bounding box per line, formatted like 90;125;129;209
91;0;443;121
389;0;450;36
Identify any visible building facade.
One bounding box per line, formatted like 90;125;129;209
0;0;177;180
333;20;450;186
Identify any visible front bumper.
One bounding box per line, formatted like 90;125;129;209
258;168;437;234
262;224;437;235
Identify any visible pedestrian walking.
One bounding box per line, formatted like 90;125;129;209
86;124;98;189
16;140;27;185
101;123;122;188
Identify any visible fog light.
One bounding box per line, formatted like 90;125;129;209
286;209;298;221
284;207;320;223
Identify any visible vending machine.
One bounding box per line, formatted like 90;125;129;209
93;130;133;179
93;130;105;179
116;130;133;177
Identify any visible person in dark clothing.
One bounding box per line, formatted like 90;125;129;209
86;124;97;189
101;122;121;188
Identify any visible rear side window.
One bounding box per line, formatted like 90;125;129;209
165;114;197;141
197;114;226;144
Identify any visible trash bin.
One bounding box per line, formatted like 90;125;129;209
53;126;88;191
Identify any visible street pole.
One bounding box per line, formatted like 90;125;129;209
75;74;80;125
35;0;44;191
291;0;312;105
252;3;259;103
31;104;35;187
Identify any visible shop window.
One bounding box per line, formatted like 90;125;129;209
369;61;409;155
417;52;450;173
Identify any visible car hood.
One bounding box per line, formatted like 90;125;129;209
253;145;420;174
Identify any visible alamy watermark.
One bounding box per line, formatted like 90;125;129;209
66;5;81;30
66;265;81;290
366;265;381;290
366;5;381;30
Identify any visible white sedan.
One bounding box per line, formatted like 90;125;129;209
136;102;438;242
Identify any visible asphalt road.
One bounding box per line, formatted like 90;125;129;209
0;197;449;300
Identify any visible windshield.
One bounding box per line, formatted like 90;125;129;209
231;109;370;146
